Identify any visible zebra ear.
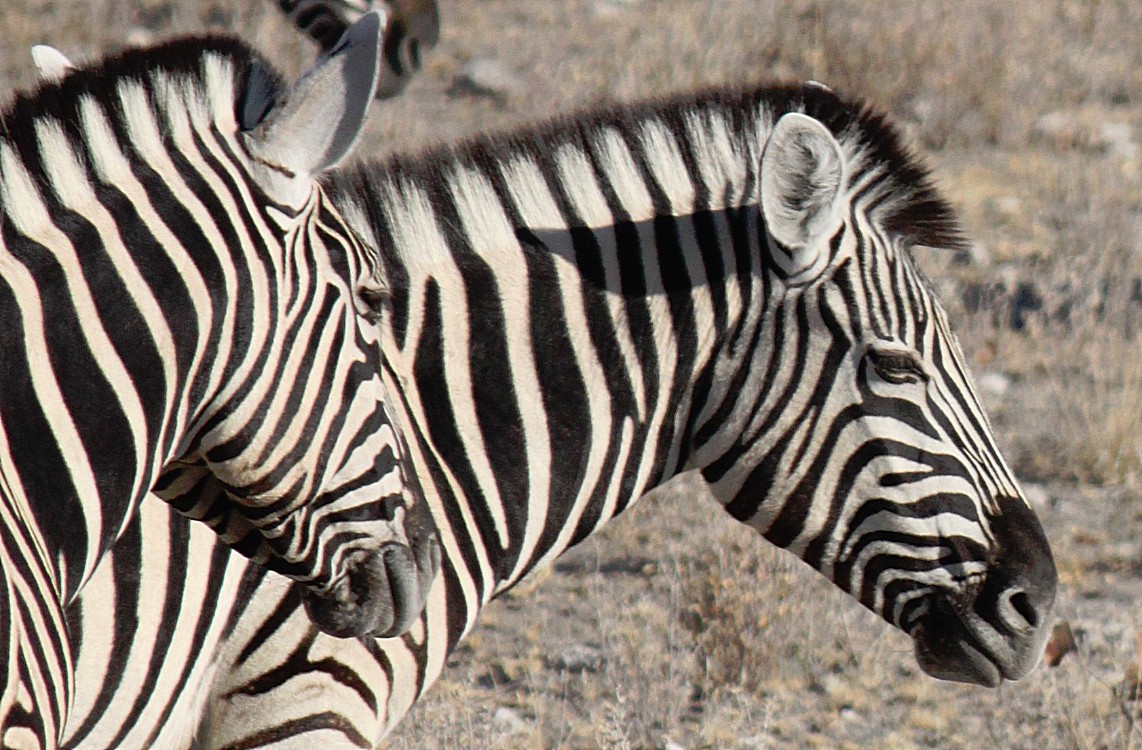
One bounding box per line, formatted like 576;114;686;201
31;45;76;83
760;113;845;279
242;10;382;182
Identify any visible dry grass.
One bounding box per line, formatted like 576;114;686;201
4;1;1142;748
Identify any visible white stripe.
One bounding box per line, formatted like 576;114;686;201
638;118;695;216
79;95;222;453
0;142;104;586
497;154;626;577
448;165;553;582
35;118;158;521
683;109;752;210
378;178;492;614
553;142;651;425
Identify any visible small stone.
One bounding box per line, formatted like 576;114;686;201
1100;122;1138;159
953;242;992;267
989;195;1023;220
492;707;528;735
820;674;846;697
449;59;524;102
977;371;1011;397
126;27;155;47
550;644;604;673
663;741;686;750
839;707;863;723
1031;111;1082;148
1021;483;1051;510
738;736;775;750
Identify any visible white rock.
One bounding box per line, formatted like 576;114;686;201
954;242;992;267
126;27;154;47
1031;111;1082;147
977;371;1011;397
552;644;604;673
492;707;528;735
451;59;524;100
992;195;1023;219
594;0;639;17
1021;482;1051;510
1100;122;1138;159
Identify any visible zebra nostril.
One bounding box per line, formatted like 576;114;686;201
1008;590;1039;629
997;588;1041;633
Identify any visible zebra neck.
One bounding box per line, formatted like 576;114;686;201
333;102;766;632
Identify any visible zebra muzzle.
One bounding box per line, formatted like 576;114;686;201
302;530;441;639
909;495;1057;686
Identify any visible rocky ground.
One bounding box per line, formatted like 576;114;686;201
4;1;1142;748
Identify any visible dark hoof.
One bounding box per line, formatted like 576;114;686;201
303;533;440;639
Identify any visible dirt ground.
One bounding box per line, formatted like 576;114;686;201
4;1;1142;748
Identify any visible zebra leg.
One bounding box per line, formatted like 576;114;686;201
276;0;440;97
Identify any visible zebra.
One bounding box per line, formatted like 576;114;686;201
1;14;441;746
322;81;1059;687
59;78;1059;747
277;0;440;98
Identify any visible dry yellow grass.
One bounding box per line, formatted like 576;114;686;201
3;1;1142;748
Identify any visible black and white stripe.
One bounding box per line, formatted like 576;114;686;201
1;16;437;747
68;83;1058;746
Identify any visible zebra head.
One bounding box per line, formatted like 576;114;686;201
279;0;440;98
23;15;438;637
191;12;440;638
698;95;1056;686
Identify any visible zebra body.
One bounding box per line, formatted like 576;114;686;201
0;17;438;745
64;82;1057;747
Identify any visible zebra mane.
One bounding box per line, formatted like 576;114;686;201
792;85;968;252
0;35;284;183
334;82;966;254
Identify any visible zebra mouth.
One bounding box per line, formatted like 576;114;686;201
905;494;1057;687
909;610;1003;687
302;534;441;639
907;585;1052;688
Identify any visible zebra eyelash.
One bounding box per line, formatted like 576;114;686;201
865;346;928;384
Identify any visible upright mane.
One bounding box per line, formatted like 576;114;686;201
329;81;966;252
0;36;284;203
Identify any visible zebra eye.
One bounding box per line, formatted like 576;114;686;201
866;346;928;385
356;284;389;323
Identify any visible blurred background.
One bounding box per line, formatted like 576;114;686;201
5;1;1142;747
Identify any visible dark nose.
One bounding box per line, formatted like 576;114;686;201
973;494;1057;636
302;497;441;639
